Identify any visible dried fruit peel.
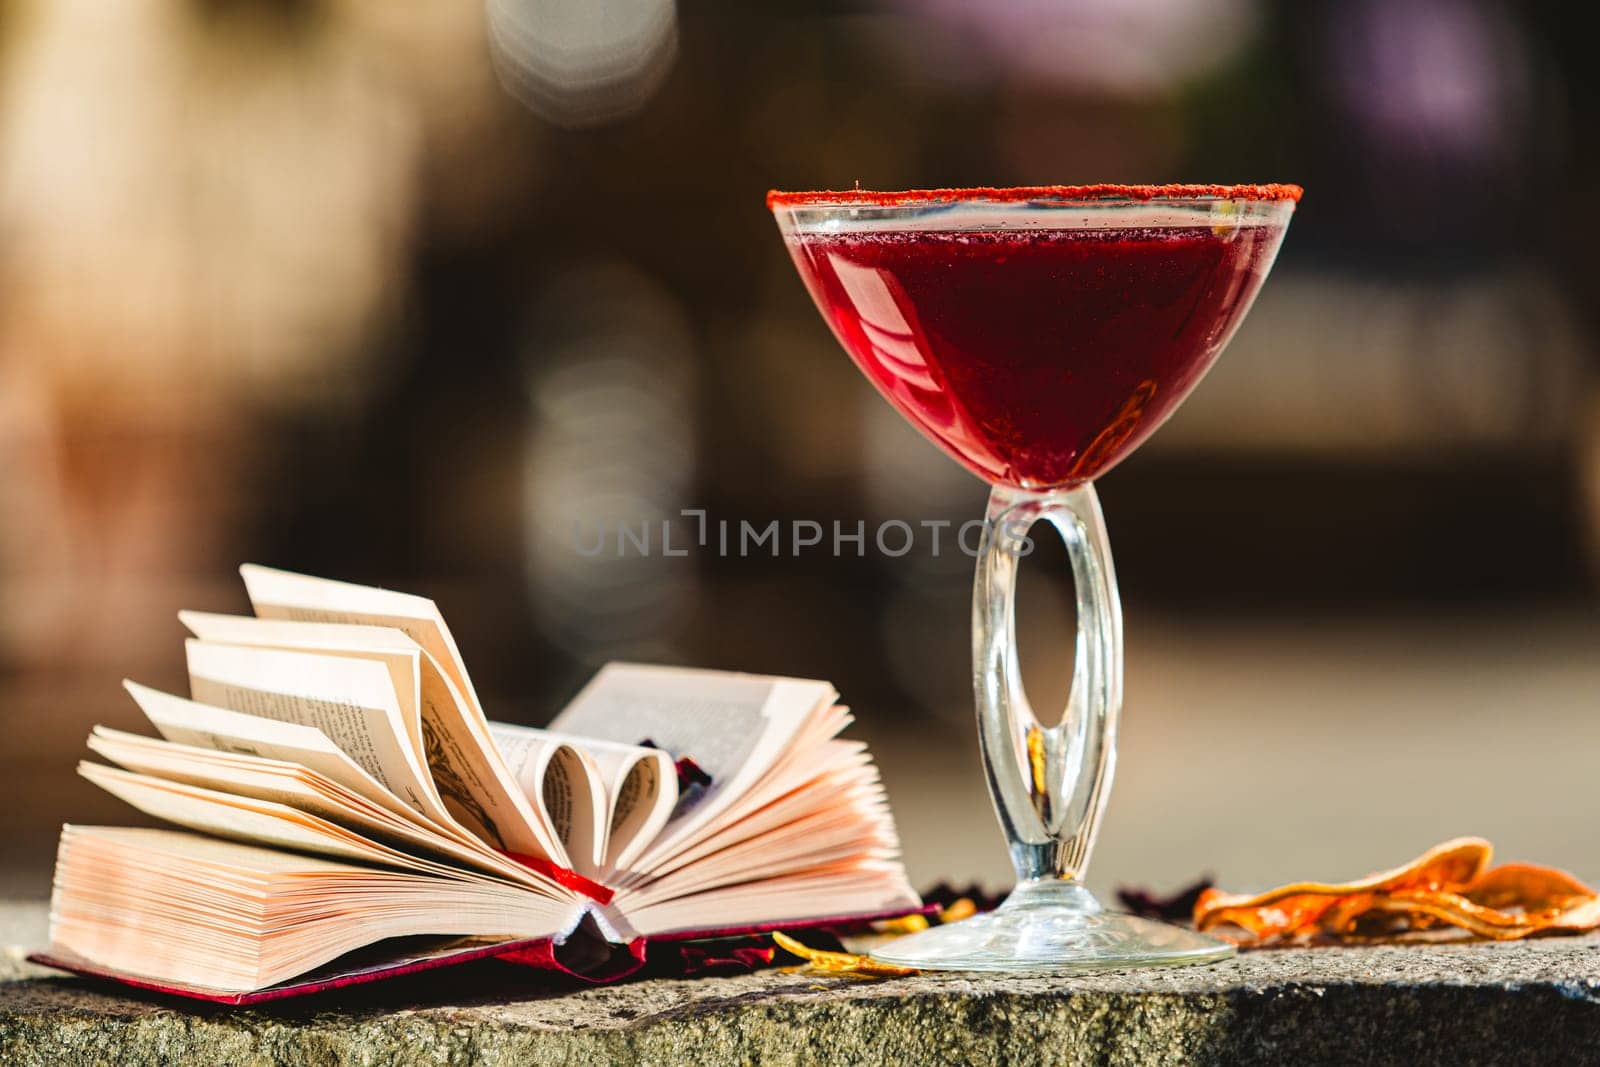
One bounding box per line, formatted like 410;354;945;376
1195;838;1600;945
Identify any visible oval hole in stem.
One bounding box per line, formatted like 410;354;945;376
1013;512;1078;730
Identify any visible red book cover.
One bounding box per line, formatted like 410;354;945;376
29;906;933;1005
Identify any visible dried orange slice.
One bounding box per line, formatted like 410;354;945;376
1194;838;1600;946
1195;837;1491;941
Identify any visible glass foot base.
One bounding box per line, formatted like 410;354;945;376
871;880;1235;974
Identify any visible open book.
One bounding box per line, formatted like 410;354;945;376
37;566;920;1001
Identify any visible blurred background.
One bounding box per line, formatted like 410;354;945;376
1;0;1597;903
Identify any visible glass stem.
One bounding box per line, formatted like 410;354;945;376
974;482;1123;886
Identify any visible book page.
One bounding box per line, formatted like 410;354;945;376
486;722;606;875
78;762;439;871
77;762;565;895
179;613;425;749
240;565;483;717
602;747;676;872
229;573;565;863
88;728;433;848
619;736;875;888
49;826;568;994
179;612;559;860
548;663;836;872
85;728;571;893
124;681;410;820
184;639;443;824
643;704;860;879
493;726;678;874
597;696;921;933
618;862;919;938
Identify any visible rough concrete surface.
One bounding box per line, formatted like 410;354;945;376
4;901;1599;1066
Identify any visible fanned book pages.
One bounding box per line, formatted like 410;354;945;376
34;566;921;1002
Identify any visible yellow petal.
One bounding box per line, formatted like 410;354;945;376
873;913;931;935
939;898;978;923
772;931;917;977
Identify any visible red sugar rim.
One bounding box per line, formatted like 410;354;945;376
767;183;1302;209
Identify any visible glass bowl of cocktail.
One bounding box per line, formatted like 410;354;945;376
768;184;1300;972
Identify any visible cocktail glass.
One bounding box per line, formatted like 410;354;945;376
768;184;1299;972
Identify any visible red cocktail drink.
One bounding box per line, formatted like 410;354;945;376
784;224;1280;489
768;185;1299;974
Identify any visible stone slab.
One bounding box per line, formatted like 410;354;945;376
4;901;1599;1066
